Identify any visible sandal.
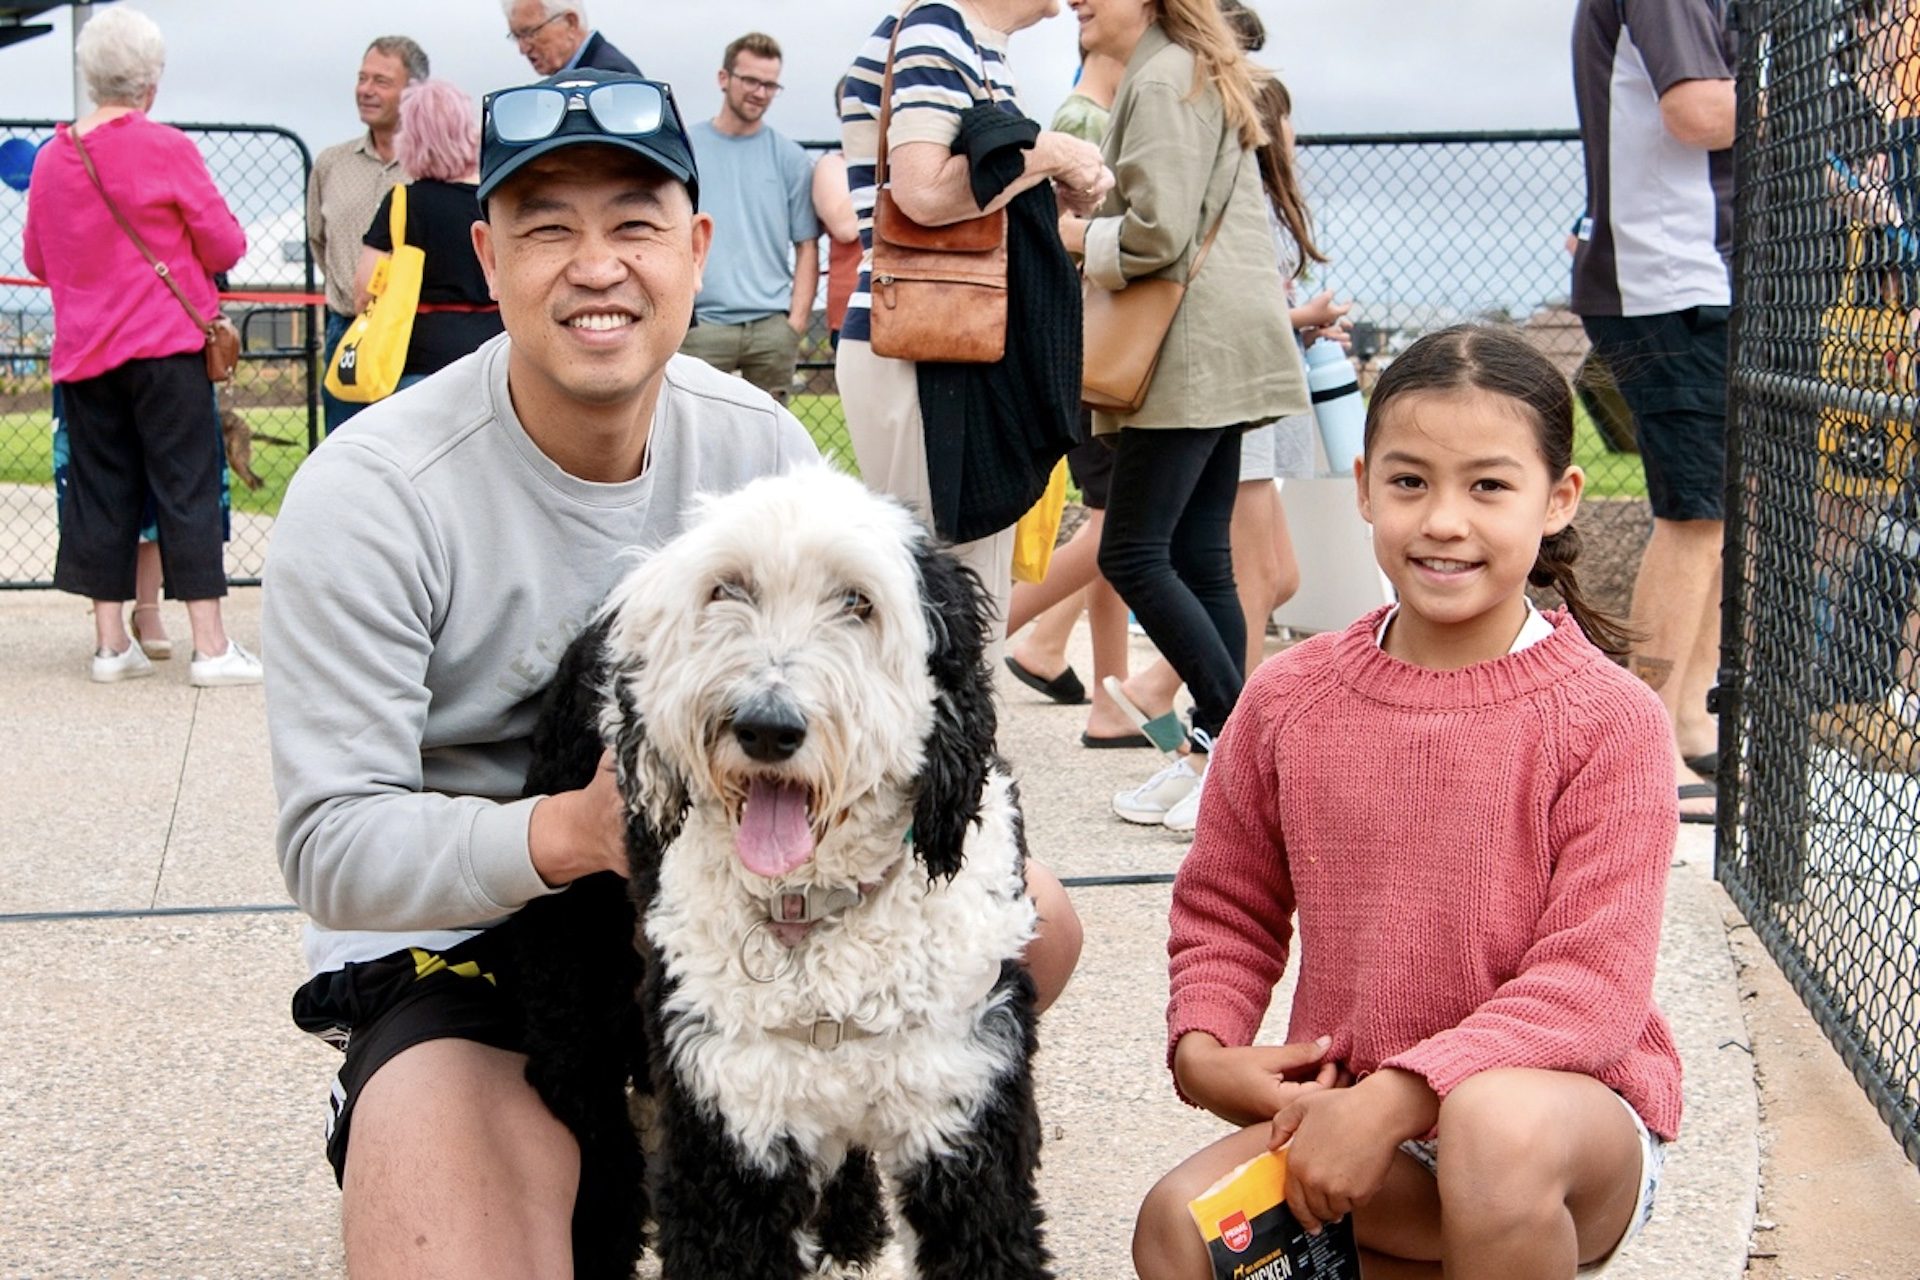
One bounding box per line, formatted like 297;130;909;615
1678;781;1717;826
1683;751;1719;778
1003;656;1086;705
130;604;172;660
1102;676;1188;757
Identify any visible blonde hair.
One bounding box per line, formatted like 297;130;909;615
1154;0;1267;150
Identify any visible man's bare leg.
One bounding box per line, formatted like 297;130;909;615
343;1039;579;1280
1628;517;1724;815
1674;558;1723;762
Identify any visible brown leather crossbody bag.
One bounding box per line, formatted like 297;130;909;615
70;126;241;384
866;3;1009;364
1080;155;1239;414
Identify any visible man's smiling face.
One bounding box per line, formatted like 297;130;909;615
475;146;712;412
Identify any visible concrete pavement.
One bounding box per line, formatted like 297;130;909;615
0;585;1894;1277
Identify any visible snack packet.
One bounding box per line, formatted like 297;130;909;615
1186;1147;1361;1279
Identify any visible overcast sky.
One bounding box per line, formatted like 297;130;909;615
0;1;1580;153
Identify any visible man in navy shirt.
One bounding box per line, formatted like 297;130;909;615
502;1;639;77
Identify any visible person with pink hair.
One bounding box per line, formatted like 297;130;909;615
349;78;502;395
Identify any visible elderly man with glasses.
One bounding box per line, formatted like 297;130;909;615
675;31;820;403
501;0;638;77
264;69;805;1275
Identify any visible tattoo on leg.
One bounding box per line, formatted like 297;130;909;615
1631;655;1676;692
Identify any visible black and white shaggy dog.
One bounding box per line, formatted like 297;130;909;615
514;468;1052;1280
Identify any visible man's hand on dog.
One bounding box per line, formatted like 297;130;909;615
530;749;629;886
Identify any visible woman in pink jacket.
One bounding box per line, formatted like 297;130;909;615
24;6;259;687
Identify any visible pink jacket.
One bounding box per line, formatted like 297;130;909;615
23;112;245;383
1168;608;1684;1141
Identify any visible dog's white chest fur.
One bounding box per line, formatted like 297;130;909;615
647;771;1034;1174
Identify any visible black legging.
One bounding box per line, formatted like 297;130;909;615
1097;425;1244;746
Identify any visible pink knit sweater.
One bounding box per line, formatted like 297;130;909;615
23;112;245;383
1168;606;1684;1141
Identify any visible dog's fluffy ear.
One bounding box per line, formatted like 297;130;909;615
595;581;689;869
909;538;998;881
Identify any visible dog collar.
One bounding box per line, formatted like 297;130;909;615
767;1016;883;1050
760;857;903;950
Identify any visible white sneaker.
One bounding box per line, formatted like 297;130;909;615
189;640;263;687
1113;757;1198;825
90;641;154;683
1161;767;1206;832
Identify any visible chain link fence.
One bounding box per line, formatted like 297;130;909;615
1720;0;1920;1167
5;129;1638;600
1291;130;1655;618
0;121;316;588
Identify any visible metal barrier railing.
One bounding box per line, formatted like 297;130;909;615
1721;0;1920;1167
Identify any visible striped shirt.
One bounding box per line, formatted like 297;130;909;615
839;0;1024;344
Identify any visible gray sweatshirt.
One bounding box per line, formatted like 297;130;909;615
264;335;819;975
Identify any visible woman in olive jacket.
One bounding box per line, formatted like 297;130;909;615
1059;0;1308;828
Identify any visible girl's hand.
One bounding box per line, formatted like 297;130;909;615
1173;1032;1340;1127
1291;289;1353;335
1270;1068;1438;1234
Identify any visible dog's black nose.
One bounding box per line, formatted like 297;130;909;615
732;700;807;762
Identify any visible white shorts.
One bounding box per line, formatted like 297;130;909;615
1239;413;1316;483
1397;1091;1664;1277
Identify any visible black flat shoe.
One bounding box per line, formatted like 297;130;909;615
1684;751;1719;778
1081;731;1151;749
1004;656;1087;705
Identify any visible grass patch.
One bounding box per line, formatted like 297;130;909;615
0;406;312;518
789;393;858;475
1572;399;1648;500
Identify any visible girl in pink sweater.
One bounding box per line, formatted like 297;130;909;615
1133;326;1681;1280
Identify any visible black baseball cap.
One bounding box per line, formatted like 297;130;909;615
477;69;699;213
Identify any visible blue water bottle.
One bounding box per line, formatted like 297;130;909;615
1304;339;1366;474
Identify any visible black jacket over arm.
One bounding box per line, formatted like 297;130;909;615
917;106;1084;544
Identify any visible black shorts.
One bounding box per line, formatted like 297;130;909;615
1581;307;1729;521
1065;421;1113;510
291;925;525;1185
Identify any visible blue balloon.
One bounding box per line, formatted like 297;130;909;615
0;137;41;193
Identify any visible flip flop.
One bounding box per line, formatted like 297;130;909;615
1081;731;1151;749
1684;751;1719;778
1678;781;1717;825
1102;675;1188;756
1003;656;1087;705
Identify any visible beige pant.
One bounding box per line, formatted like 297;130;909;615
835;338;1014;649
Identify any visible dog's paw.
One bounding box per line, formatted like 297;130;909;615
813;1244;906;1280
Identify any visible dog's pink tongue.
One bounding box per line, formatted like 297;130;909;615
736;779;814;878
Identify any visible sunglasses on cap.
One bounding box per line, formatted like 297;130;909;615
483;79;683;145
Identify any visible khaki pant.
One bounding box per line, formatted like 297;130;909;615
678;313;802;403
835;338;1014;650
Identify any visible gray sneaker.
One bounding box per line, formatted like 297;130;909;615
189;640;264;688
90;642;155;684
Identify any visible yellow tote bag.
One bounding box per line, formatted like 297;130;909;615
324;182;423;404
1010;459;1069;585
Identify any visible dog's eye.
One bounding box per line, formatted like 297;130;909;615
840;589;873;620
710;578;752;605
